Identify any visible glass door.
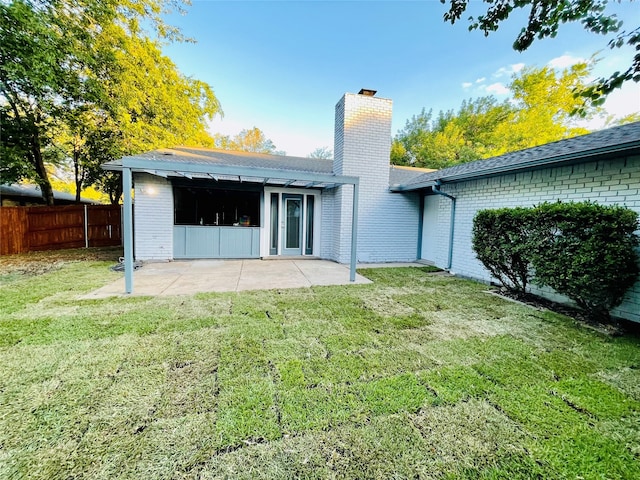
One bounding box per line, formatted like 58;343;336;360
282;194;302;255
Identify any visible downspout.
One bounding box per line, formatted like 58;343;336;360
432;181;456;270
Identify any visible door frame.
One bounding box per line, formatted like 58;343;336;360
262;187;321;257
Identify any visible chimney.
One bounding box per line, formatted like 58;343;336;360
333;89;393;182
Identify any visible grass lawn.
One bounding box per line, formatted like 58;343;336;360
1;250;639;479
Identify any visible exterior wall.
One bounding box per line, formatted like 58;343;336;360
332;92;420;263
133;173;173;260
320;188;338;261
423;154;640;322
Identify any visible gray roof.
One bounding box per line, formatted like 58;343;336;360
104;146;432;188
393;121;640;191
1;183;98;204
105;147;334;174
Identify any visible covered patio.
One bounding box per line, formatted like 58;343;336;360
103;147;361;295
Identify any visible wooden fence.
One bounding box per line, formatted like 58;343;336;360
0;205;122;255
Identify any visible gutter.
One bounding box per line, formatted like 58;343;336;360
431;181;456;270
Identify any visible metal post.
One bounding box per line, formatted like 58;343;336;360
349;182;359;282
84;204;89;249
122;167;134;294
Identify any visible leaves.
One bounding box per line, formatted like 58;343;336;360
392;64;595;169
440;0;639;104
1;0;221;204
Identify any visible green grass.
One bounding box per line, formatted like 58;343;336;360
1;259;639;479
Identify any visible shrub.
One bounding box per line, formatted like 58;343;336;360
472;201;640;322
472;207;534;293
530;201;639;321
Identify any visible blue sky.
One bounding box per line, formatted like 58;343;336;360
163;0;640;157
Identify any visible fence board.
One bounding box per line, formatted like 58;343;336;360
0;205;122;255
0;207;28;255
88;205;122;247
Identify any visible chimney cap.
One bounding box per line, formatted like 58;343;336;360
358;88;377;96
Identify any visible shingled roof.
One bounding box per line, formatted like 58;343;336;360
391;121;640;191
104;146;431;186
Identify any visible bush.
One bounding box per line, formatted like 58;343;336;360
530;201;639;321
472;208;534;292
472;201;640;322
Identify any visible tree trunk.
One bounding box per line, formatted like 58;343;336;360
31;133;55;206
74;147;82;203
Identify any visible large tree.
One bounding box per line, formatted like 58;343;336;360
1;0;221;204
392;64;595;169
440;0;639;108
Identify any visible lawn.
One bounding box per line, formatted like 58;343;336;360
1;250;639;479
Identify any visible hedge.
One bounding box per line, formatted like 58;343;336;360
472;201;639;322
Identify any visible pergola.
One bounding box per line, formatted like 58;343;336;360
106;153;360;294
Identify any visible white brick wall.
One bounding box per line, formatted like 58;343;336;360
423;154;640;322
133;173;173;260
331;93;421;263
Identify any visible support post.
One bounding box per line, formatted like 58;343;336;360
349;182;359;282
84;204;89;249
122;167;134;294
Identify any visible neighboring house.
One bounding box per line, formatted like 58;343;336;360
105;90;640;322
0;184;98;206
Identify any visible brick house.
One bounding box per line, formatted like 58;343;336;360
104;90;640;321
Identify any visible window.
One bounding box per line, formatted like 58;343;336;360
173;183;260;227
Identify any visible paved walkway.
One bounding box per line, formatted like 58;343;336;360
81;259;425;299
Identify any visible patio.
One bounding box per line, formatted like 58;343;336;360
80;259;420;298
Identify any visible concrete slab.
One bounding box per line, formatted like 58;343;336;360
80;259;373;299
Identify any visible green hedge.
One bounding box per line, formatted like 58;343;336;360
472;201;639;321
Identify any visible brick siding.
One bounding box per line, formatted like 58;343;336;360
423;154;640;322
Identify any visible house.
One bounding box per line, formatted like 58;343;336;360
104;90;640;322
1;183;98;206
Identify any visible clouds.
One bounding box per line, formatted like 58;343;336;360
485;83;509;95
547;54;587;69
493;63;525;78
461;62;526;96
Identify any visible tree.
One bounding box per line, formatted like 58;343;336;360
213;127;283;155
1;0;221;204
392;64;595;169
440;0;640;109
308;146;333;159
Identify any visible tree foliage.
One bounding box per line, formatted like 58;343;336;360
440;0;640;109
213;127;283;155
1;0;221;204
392;64;593;169
308;146;333;160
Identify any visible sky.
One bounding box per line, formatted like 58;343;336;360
162;0;640;157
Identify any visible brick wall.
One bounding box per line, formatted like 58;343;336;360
332;92;421;263
423;154;640;322
133;173;174;260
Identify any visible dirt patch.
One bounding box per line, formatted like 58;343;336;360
0;247;123;277
486;288;632;336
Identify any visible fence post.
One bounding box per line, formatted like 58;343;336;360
84;204;89;248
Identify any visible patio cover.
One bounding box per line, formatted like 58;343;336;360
103;148;360;294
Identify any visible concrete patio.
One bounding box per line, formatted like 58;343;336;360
81;259;424;299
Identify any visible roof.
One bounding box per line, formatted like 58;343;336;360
0;183;98;204
392;121;640;191
103;146;432;189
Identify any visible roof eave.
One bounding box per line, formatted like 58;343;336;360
394;140;640;192
105;155;359;186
